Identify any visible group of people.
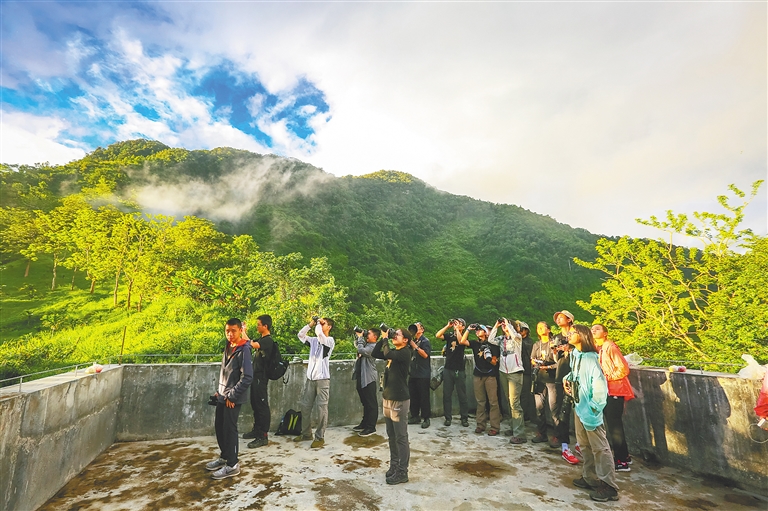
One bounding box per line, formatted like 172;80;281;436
205;309;634;502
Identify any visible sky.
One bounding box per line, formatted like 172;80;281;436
2;1;766;242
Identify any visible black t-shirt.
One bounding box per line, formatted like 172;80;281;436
521;335;534;375
409;336;432;378
372;339;412;401
251;335;275;375
443;331;467;371
468;340;500;377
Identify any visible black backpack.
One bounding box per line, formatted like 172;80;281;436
275;409;302;436
265;340;289;382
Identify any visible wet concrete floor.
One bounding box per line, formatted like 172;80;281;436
41;422;767;510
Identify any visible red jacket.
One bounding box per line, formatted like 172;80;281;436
598;340;635;400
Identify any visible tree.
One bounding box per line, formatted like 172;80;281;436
574;181;767;365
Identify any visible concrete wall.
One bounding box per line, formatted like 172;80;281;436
0;367;123;511
625;368;768;495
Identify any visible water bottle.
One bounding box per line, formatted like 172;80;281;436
668;365;686;372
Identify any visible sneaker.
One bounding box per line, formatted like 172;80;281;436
461;418;469;427
509;436;527;444
386;470;409;485
475;427;485;434
352;424;365;432
205;457;226;471
615;460;631;472
626;455;633;465
310;438;325;449
573;477;595;490
503;429;514;437
242;429;258;439
589;481;619;502
211;463;240;480
549;437;560;449
531;433;548;444
386;465;398;478
293;435;312;442
574;444;583;458
358;428;376;437
444;419;452;426
562;449;579;465
408;417;421;425
421;419;430;429
247;437;268;448
488;429;499;436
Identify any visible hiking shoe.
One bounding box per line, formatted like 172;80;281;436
310;438;325;449
359;428;376;437
562;449;579;465
211;463;240;480
574;444;583;458
352;424;365;432
509;436;527;444
615;460;631;472
293;435;312;442
386;470;409;485
421;419;430;429
205;457;226;471
549;437;560;449
573;477;595;490
242;429;258;439
589;482;619;502
408;417;421;425
531;433;548;444
247;437;268;448
444;419;452;426
461;418;469;427
488;429;499;436
386;465;398;478
503;429;514;437
475;427;485;434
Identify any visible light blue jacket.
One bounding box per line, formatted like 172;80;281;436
564;348;608;431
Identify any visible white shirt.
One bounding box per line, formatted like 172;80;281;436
298;324;335;380
489;324;524;374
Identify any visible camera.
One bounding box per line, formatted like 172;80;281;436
311;315;320;322
482;345;493;360
353;325;366;335
469;323;480;330
380;322;389;331
207;395;218;406
408;322;422;335
497;317;507;325
558;395;574;422
387;328;398;339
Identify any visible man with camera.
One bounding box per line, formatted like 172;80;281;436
407;322;432;428
372;327;414;485
489;318;526;444
205;318;253;480
436;319;469;427
519;322;538;426
296;316;335;448
352;327;380;437
243;315;275;449
552;310;579;464
460;323;501;435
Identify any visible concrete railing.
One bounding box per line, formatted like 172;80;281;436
1;359;766;510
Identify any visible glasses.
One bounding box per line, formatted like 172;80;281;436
394;333;404;338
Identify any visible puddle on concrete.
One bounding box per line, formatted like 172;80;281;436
331;454;382;472
452;460;516;478
724;493;765;508
669;497;718;509
343;433;387;449
311;477;382;511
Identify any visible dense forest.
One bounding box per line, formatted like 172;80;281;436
1;139;765;379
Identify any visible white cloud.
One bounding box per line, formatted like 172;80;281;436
1;111;86;164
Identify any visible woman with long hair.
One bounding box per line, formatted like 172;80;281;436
564;324;619;502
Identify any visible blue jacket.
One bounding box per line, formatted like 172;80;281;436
565;348;607;431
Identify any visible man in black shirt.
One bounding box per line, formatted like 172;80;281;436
243;315;275;448
461;324;501;436
407;322;432;428
436;319;469;427
372;328;414;485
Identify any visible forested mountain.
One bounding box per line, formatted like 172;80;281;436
2;139;602;330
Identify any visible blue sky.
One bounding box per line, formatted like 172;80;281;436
2;1;766;240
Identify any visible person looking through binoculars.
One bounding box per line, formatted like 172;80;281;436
488;318;526;444
352;326;380;437
437;319;469;427
295;316;335;449
407;322;432;428
460;323;501;436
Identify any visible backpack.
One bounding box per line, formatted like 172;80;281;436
275;409;302;436
265;340;289;382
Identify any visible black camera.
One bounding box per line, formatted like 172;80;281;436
387;328;398;339
312;315;320;322
408;323;421;335
497;317;507;325
207;395;218;406
380;322;389;331
558;395;573;422
353;325;365;335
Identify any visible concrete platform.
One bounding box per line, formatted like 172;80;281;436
39;423;767;511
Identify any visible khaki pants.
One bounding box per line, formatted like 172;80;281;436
300;379;330;440
574;412;619;491
473;375;501;431
499;371;525;437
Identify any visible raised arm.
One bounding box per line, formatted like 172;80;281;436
436;322;452;340
460;328;471;346
297;324;312;346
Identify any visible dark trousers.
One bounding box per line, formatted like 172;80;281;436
521;373;538;424
215;402;242;467
603;395;629;462
442;369;468;420
409;377;431;420
357;380;379;429
249;374;270;438
535;381;570;444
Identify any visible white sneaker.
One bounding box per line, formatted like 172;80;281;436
205;457;226;471
212;463;240;479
